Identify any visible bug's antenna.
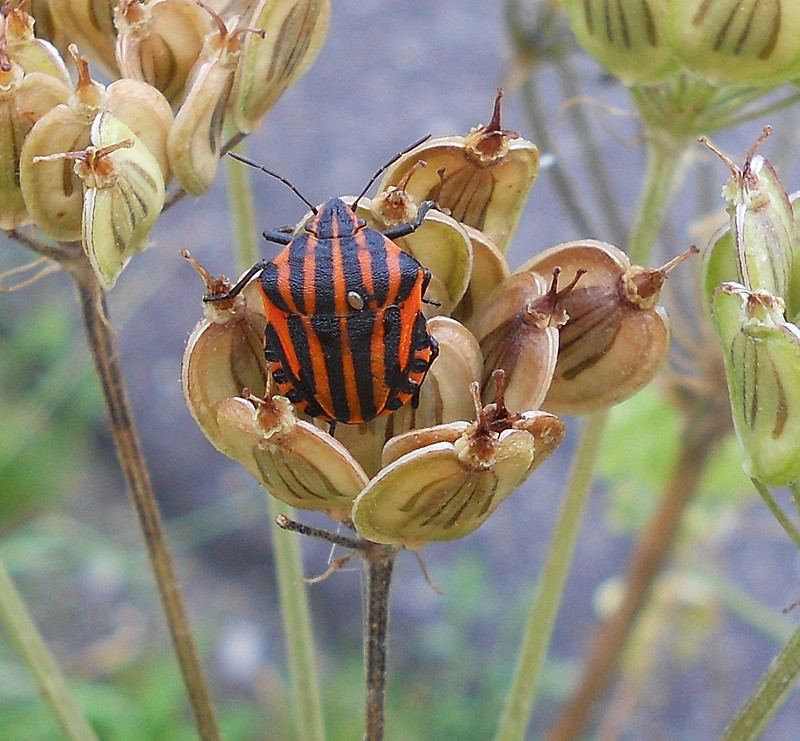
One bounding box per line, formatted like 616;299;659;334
227;151;318;213
352;134;431;211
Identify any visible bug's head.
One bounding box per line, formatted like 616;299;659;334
307;197;364;239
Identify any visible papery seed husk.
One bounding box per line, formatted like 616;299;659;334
4;7;71;83
50;0;119;76
216;396;369;520
231;0;331;133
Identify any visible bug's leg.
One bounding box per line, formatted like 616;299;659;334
203;259;270;302
263;227;295;245
382;200;436;240
327;420;337;436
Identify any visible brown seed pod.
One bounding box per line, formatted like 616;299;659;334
519;240;697;415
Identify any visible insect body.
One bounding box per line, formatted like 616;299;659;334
208;195;439;426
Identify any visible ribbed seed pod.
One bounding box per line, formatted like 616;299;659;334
665;0;800;87
470;268;583;413
564;0;676;85
520;240;696;415
166;10;243;195
114;0;212;107
231;0;330;133
377;90;539;253
19;45;173;240
711;283;800;486
0;55;69;229
215;394;369;520
351;382;565;548
42;0;118;76
2;4;70;82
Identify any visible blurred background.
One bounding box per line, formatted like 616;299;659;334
2;1;800;739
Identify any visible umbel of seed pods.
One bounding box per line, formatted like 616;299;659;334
182;91;696;547
702;128;800;487
1;0;330;288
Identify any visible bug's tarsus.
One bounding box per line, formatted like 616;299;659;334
228;151;318;213
352;134;432;212
383;200;435;240
202;259;270;302
328;420;337;436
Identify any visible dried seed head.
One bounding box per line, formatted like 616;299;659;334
2;2;70;82
114;0;212;107
521;240;697;414
665;0;800;86
711;281;800;486
46;0;118;76
214;394;369;520
230;0;331;133
351;379;564;548
564;0;676;85
377;90;539;252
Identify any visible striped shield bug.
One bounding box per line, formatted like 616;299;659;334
206;144;440;429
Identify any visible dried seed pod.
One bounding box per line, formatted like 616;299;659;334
166;8;246;195
377;90;539;253
19;45;173;240
0;53;69;229
362;193;473;316
182;253;273;452
231;0;330;133
451;224;511;325
43;0;118;76
332;315;483;477
33;111;166;288
700;129;799;318
470;268;583;413
665;0;800;87
711;282;800;486
520;240;697;415
351;380;564;548
215;394;369;521
114;0;212;107
2;3;70;82
564;0;676;85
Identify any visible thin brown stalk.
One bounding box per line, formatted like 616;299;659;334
64;255;221;741
546;401;729;741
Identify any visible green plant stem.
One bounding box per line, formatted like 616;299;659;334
751;478;800;550
0;558;99;741
546;404;728;741
493;411;608;741
722;618;800;740
363;544;397;741
67;255;220;741
225;142;326;741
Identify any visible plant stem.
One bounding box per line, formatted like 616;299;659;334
363;543;397;741
0;558;99;741
751;479;800;551
545;405;728;741
66;256;220;741
722;618;800;740
493;410;608;741
225;141;326;741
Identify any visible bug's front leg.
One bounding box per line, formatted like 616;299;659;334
382;200;436;240
203;259;271;302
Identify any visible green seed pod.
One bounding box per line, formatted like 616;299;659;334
0;54;69;229
215;394;369;521
166;11;243;195
711;282;800;486
665;0;800;87
114;0;212;107
32;111;166;288
351;382;564;548
231;0;330;133
564;0;677;85
2;3;70;82
520;240;696;415
378;90;539;253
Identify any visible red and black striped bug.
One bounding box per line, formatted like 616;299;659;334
205;144;440;430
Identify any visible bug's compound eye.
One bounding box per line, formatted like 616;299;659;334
347;291;365;310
